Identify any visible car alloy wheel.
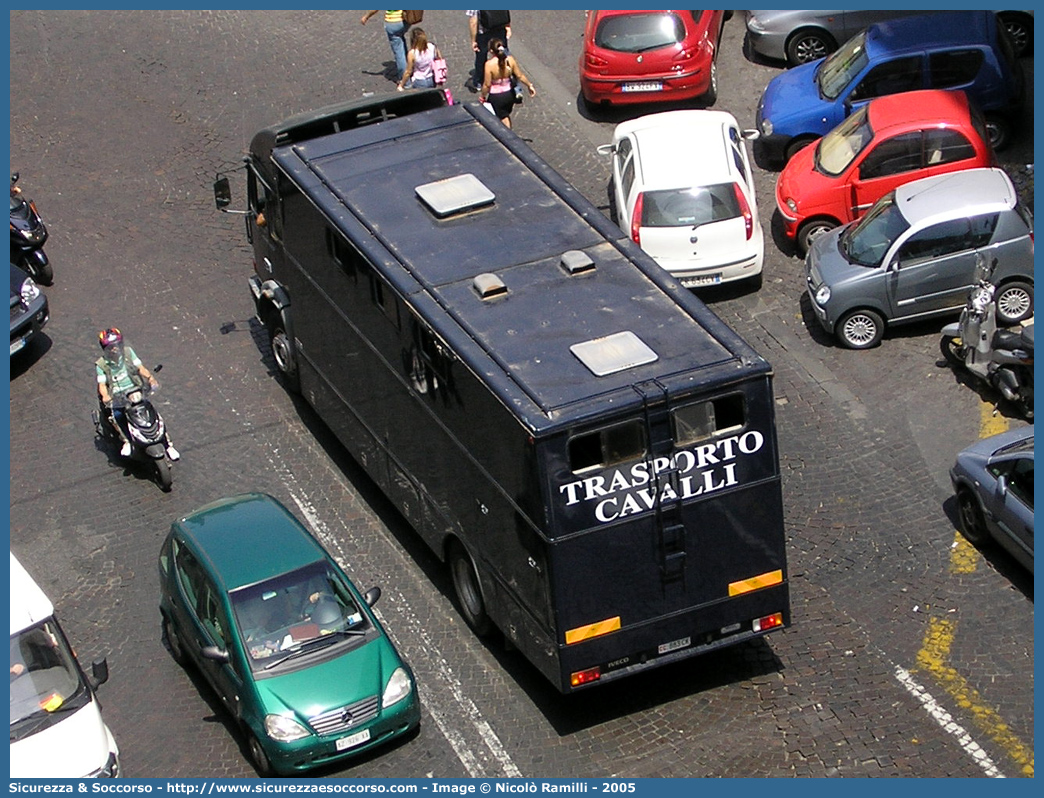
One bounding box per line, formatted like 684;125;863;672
995;281;1033;325
837;309;884;349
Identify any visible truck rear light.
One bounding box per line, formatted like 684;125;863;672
753;612;783;632
631;192;644;245
570;666;601;687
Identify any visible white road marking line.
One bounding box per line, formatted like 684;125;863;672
893;666;1005;778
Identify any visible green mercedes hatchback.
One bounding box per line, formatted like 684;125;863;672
158;493;420;775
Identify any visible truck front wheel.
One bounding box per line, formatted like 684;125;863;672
268;317;301;393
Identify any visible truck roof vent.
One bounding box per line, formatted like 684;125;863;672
473;273;508;300
416;173;495;218
570;331;658;377
560;250;595;276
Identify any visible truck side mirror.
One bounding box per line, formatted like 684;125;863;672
596;144;615;156
90;658;110;688
214;176;232;210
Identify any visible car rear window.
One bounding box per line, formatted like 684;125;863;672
595;12;686;53
641;185;740;228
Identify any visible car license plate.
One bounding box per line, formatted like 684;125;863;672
622;81;663;93
658;636;691;655
680;273;722;288
10;338;25;356
335;728;371;751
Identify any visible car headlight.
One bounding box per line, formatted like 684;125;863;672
264;714;311;742
760;119;773;136
382;667;413;708
747;15;763;32
20;277;40;304
814;285;831;305
785;198;798;213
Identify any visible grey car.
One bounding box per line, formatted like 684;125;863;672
745;10;1033;66
10;262;49;357
949;425;1034;572
805;168;1034;349
744;10;941;66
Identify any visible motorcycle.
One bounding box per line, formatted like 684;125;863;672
940;255;1033;419
92;369;176;491
10;173;52;285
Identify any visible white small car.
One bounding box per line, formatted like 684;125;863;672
599;110;764;289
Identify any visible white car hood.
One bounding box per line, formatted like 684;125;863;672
10;700;117;778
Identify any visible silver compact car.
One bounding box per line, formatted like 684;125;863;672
805;168;1034;349
744;10;939;66
950;426;1034;572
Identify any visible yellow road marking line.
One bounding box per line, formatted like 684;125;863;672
915;617;1034;777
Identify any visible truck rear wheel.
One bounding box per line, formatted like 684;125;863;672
449;541;492;636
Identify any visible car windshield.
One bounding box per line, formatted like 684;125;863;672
641;184;740;227
595;12;686;53
10;620;89;733
818;31;869;100
816;105;874;176
230;561;369;671
840;192;910;266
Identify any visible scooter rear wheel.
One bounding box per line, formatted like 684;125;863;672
154;457;173;492
940;335;966;368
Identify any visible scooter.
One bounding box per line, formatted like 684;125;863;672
10;173;52;285
941;255;1033;419
92;370;177;491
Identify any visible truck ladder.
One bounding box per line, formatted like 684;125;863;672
633;380;686;586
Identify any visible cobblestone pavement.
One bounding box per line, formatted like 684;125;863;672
9;10;1033;779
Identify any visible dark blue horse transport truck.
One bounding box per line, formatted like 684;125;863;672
215;89;790;692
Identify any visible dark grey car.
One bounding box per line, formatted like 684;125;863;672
805;168;1034;349
10;262;49;357
949;425;1034;572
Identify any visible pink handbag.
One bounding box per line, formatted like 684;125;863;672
433;52;448;86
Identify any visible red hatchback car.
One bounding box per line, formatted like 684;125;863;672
579;10;727;110
776;89;996;255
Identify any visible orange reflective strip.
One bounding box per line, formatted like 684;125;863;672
728;569;783;597
565;616;621;645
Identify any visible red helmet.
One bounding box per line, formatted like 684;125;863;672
98;327;123;349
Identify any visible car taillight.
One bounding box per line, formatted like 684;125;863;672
733;183;753;240
674;47;697;61
585;53;609;69
631;192;644;246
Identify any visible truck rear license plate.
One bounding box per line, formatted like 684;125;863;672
658;636;691;655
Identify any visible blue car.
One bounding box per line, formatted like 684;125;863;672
949;426;1033;573
755;10;1024;165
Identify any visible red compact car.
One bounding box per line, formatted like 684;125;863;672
579;10;727;110
776;89;996;255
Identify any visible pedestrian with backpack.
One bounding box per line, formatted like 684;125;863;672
466;10;511;89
